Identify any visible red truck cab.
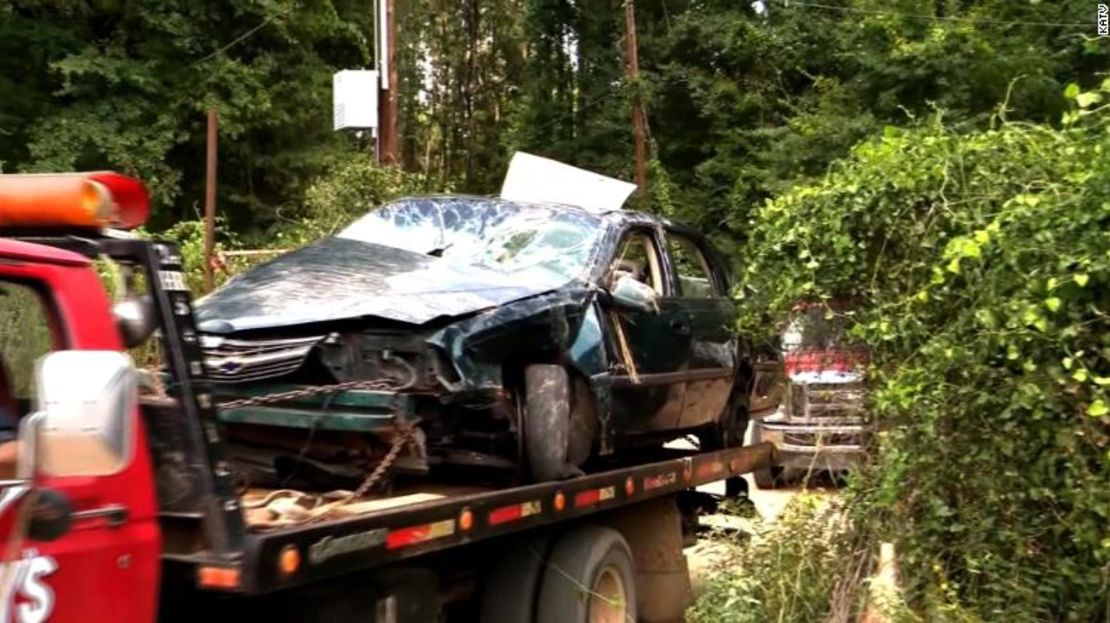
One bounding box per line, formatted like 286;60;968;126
0;174;160;622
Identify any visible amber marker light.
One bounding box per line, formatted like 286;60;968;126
553;491;566;512
624;476;635;497
279;545;301;576
197;566;241;590
458;507;474;532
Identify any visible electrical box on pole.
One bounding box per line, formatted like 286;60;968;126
333;70;379;132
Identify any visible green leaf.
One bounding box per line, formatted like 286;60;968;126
1044;297;1062;312
1087;399;1108;418
1075;273;1089;287
1065;83;1081;99
1076;92;1103;108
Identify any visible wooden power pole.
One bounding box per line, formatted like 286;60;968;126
378;0;399;165
203;110;218;292
624;0;647;200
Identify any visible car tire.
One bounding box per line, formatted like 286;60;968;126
535;527;637;623
525;364;576;482
700;393;750;497
701;390;749;450
749;421;784;490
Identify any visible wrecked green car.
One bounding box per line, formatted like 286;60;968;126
196;196;751;484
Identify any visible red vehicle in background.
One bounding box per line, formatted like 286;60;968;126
0;172;773;622
749;302;868;488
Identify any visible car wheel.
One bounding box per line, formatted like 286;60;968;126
701;391;749;450
700;394;750;497
524;364;579;481
749;421;784;490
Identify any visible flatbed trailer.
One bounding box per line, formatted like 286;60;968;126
0;173;774;623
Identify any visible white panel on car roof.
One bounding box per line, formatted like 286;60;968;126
500;151;637;214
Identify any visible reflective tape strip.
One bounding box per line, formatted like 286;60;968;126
488;501;542;526
573;486;615;509
385;519;456;550
159;270;188;291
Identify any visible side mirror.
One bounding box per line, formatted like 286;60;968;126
608;275;659;314
114;295;157;349
33;351;136;478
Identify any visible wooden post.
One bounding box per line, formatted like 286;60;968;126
204;110;218;292
624;0;647;200
378;0;398;165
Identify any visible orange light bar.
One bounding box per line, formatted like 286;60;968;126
0;172;149;230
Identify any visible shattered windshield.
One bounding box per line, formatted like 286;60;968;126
338;197;604;283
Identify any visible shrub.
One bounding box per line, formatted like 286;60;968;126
688;497;866;623
733;83;1110;620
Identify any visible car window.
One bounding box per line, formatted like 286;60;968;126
338;198;604;284
0;281;59;402
666;233;718;298
610;230;663;294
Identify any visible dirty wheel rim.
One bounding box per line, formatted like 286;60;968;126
588;565;627;623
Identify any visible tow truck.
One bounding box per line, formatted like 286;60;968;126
0;172;773;623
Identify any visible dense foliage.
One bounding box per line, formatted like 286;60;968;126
3;1;1103;242
732;84;1110;620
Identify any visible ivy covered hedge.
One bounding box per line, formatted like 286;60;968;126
735;85;1110;620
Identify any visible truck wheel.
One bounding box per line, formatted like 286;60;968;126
749;421;783;490
480;532;552;623
525;364;576;481
536;526;637;623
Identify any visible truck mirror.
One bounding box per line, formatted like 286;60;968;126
34;351;136;478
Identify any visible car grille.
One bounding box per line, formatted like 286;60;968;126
788;382;865;420
201;335;323;383
782;431;863;447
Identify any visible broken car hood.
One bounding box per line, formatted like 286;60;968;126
195;237;565;333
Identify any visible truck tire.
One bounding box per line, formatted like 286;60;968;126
525;364;576;481
480;532;553;623
536;526;637;623
749;421;783;490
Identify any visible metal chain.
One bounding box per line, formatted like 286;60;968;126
218;378;401;410
139;367;418;527
300;420;418;525
246;421;418;529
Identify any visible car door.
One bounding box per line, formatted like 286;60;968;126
661;229;739;430
603;227;691;436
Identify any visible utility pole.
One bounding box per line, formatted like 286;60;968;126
203;110;218;292
624;0;647;201
378;0;398;165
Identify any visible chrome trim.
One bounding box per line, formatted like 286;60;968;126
202;335;323;382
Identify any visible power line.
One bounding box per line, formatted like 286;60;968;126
194;11;286;66
785;1;1090;29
